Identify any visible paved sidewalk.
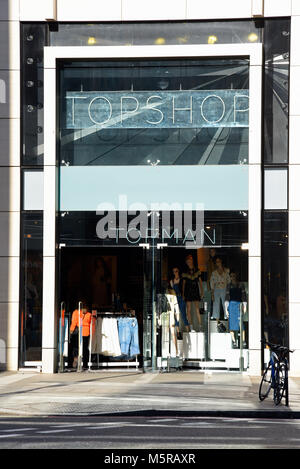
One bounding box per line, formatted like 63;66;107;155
0;370;300;418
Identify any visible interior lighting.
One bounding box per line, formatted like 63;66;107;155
241;243;249;250
207;35;218;44
177;35;189;44
248;32;258;42
155;37;166;45
87;36;97;45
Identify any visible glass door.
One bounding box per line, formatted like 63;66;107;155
143;241;249;373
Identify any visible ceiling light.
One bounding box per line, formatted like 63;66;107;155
87;37;97;45
155;37;166;45
207;35;218;44
248;32;258;42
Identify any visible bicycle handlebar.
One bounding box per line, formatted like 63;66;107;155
261;339;294;354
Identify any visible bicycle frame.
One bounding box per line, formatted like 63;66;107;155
259;340;293;406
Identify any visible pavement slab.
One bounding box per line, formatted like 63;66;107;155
0;370;299;418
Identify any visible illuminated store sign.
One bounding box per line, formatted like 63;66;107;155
65;90;249;129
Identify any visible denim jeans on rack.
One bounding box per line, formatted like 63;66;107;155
117;317;140;357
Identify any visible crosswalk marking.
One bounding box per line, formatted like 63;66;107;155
2;428;35;432
38;429;73;434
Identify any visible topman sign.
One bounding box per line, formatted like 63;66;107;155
64;89;249;129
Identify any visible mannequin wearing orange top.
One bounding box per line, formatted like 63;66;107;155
69;301;92;370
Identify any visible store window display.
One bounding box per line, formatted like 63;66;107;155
225;272;247;348
182;255;204;331
170;267;190;332
210;257;231;320
69;300;92;370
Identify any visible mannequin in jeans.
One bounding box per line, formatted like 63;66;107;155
210;257;230;320
225;272;247;347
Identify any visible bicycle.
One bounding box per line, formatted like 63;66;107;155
259;340;294;406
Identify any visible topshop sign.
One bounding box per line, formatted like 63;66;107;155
65;89;249;129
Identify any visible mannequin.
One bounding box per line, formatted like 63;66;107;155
69;300;92;370
210;257;230;320
170;267;190;332
207;248;217;288
166;290;180;356
182;255;204;331
224;272;247;347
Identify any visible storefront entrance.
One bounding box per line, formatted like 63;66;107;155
57;224;249;373
41;42;262;375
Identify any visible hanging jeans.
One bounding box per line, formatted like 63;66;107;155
212;288;226;319
117;317;140;357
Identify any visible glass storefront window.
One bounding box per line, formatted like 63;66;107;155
19;213;43;365
59;58;249;167
263;211;288;348
50;21;262;47
263;19;290;165
21;24;47;166
57;54;250;372
58;210;248;371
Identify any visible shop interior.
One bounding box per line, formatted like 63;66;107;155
58;244;248;372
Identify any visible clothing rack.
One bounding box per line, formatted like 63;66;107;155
88;312;140;371
94;311;136;317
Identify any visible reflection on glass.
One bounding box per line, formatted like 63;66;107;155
263;211;288;347
21;24;47;166
59;59;249;166
264;19;290;164
19;213;43;364
50;21;262;47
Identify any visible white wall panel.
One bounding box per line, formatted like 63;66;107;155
248;256;261;347
20;0;54;21
289;211;300;257
289;165;300;211
264;0;291;17
289;116;300;164
251;0;264;17
0;212;20;257
289;257;300;303
187;0;251;19
23;171;44;211
289;303;300;376
43;166;57;258
122;0;186;21
58;0;122;21
6;0;19;21
42;256;56;373
290;67;300;116
264;169;288;210
0;167;20;212
292;0;300;15
0;71;20;119
248;165;261;258
0;257;19;303
0;119;20;166
291;16;300;66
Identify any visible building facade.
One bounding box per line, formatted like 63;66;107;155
1;0;300;376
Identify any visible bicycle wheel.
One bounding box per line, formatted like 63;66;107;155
259;363;272;401
273;363;286;405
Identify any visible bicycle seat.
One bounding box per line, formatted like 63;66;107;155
261;340;294;354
